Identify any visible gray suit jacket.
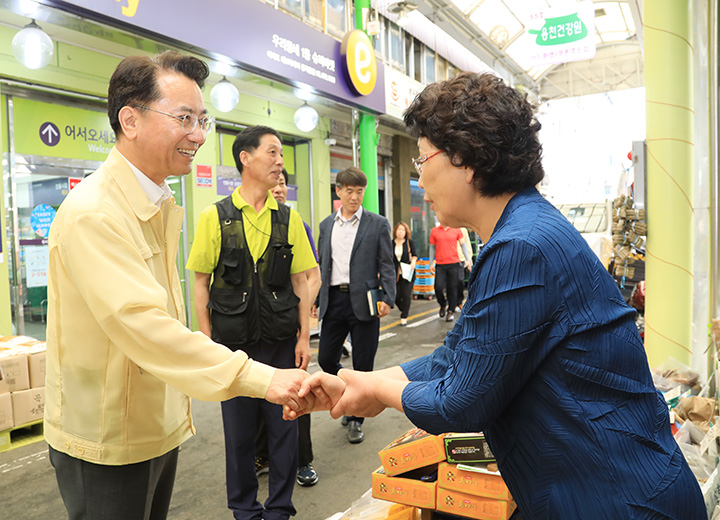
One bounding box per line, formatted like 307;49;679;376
317;209;396;321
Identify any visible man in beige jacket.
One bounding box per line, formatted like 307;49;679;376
45;51;311;520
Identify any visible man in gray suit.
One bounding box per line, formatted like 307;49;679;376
312;167;396;444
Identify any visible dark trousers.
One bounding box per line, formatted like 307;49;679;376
256;412;313;466
318;287;380;424
49;445;178;520
222;337;298;520
457;262;466;307
434;263;460;311
395;277;414;319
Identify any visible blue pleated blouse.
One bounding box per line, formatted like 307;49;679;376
401;188;705;519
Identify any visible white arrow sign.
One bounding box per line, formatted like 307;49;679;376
41;123;59;145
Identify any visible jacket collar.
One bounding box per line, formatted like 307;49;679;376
105;147;163;222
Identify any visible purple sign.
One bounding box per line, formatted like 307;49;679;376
39;122;60;147
49;0;386;114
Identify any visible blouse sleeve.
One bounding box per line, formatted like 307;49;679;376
408;239;417;258
400;240;560;434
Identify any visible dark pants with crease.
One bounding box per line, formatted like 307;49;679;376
49;445;179;520
434;262;460;312
256;412;313;467
222;336;298;520
318;286;380;424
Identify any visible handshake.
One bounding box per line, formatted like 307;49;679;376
265;368;394;421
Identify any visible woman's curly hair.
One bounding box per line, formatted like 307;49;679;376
403;72;544;197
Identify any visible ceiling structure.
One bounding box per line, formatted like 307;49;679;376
378;0;644;101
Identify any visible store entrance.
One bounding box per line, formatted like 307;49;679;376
3;93;190;340
6;159;98;340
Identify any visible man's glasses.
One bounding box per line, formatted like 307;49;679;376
411;150;443;174
134;105;215;135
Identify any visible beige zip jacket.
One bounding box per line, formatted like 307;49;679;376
44;148;274;465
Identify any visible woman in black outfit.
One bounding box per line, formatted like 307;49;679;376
392;221;418;326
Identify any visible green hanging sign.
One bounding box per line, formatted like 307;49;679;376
528;13;588;46
13;98;115;160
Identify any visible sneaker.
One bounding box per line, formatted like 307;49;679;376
400;318;407;326
255;456;269;477
342;341;352;357
296;464;319;487
445;311;454;322
439;306;446;318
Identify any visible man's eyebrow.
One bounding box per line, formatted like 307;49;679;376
177;104;208;115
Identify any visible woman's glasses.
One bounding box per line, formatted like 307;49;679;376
411;150;443;174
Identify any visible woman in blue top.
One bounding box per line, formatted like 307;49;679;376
298;72;705;519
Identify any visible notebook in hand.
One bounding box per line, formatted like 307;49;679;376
367;288;383;317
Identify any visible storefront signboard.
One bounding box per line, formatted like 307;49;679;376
196;165;213;189
384;68;423;121
13;98;115;160
51;0;386;114
525;0;596;67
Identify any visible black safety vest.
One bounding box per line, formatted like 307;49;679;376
208;196;299;349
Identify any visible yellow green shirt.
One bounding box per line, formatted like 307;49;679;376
187;188;317;275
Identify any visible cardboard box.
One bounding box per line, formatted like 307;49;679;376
379;428;447;476
372;466;438;510
12;387;44;427
438;462;511;501
0;353;30;392
444;433;495;464
0;392;13;430
436;488;516;520
28;351;46;389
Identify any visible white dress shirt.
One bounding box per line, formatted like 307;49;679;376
329;205;363;286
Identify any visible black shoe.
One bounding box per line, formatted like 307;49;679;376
347;421;364;444
439;306;446;318
296;463;319;486
445;311;454;322
255;456;269;477
341;416;349;426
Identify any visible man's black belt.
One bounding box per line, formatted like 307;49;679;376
331;284;350;293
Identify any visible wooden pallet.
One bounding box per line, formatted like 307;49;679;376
0;419;44;453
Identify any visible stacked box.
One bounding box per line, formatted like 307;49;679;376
437;462;511;501
444;433;495;464
12;387;44;426
379;428;447;476
372;466;437;509
435;488;516;520
0;336;47;431
0;392;13;431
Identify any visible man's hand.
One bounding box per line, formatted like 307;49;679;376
310;304;318;319
377;302;391;318
265;369;313;414
295;336;311;370
283;371;343;420
328;369;387;419
464;259;473;270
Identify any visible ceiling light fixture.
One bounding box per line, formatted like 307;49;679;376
294;102;319;133
12;19;54;70
388;1;418;28
210;76;240;113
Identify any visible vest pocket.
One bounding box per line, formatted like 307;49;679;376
267;244;293;287
220;247;245;286
209;288;253;347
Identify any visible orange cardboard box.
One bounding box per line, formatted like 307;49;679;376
436;488;515;520
437;462;511;501
379;428;446;476
372;466;437;510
